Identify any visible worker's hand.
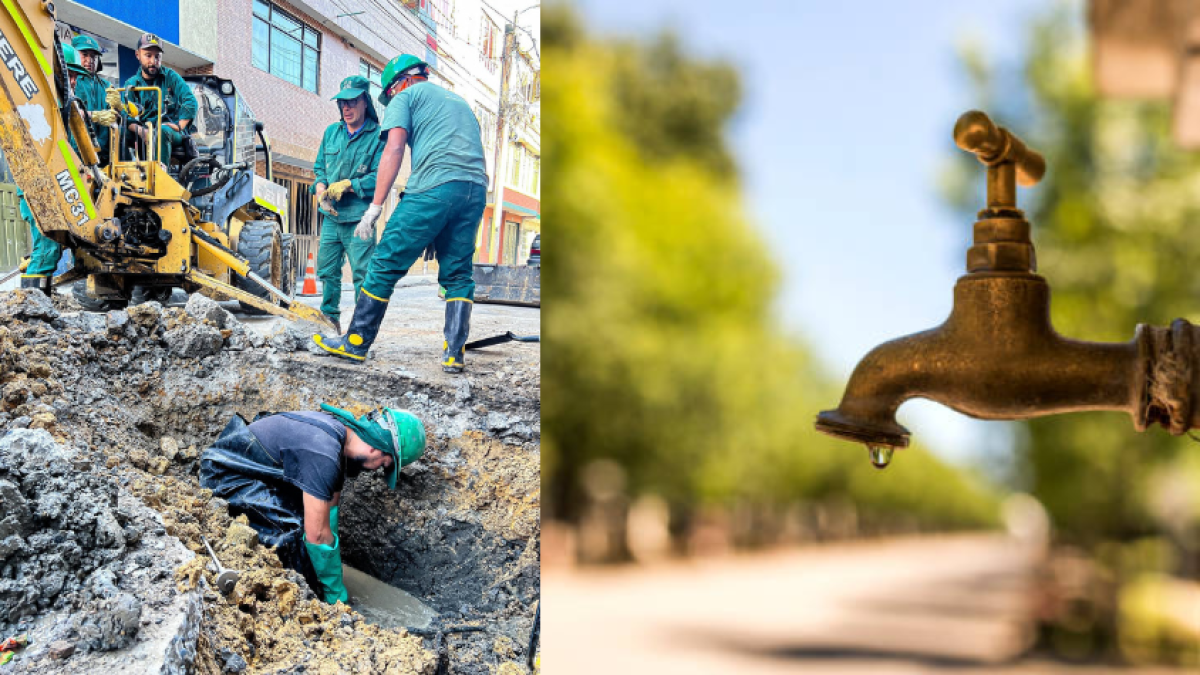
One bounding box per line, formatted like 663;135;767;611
90;109;118;127
105;87;123;110
326;179;353;201
354;203;383;241
314;183;326;202
164;122;180;132
124;102;140;118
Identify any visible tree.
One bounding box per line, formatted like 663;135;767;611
545;6;997;547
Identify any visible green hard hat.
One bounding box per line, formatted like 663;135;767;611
71;35;103;73
320;403;426;490
332;75;371;101
378;54;428;106
62;44;87;76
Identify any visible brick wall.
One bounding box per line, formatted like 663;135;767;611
213;0;387;164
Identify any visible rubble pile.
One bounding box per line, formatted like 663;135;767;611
0;289;541;674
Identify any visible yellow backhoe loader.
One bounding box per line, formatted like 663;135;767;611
0;0;333;330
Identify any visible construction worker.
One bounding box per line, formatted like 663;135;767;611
311;75;387;332
19;45;89;293
313;55;488;372
108;33;197;163
198;405;425;605
71;34;116;164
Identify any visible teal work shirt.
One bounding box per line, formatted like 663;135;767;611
123;66;197;132
310;117;386;225
74;73;111;157
378;82;487;193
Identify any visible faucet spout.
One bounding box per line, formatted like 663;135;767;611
816;273;1145;448
817;110;1200;452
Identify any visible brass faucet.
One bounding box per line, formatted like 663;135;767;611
815;110;1199;464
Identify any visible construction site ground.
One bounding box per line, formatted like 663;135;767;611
0;277;541;675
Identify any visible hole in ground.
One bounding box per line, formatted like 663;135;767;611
146;358;540;674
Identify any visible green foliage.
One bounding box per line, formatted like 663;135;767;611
941;3;1200;546
543;4;998;531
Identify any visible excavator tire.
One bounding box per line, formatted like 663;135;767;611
281;233;297;298
235;220;282;315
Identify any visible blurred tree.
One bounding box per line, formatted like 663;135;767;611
941;2;1200;550
545;4;997;546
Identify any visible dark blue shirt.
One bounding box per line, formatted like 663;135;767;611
248;411;346;502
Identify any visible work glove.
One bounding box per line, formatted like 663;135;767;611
105;87;123;110
90;109;118;127
318;194;339;217
325;179;353;201
354;203;382;241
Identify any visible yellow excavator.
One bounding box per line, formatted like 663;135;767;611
0;0;333;330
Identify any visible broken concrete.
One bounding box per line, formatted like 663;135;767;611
0;288;541;673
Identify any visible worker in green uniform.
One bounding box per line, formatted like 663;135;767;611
108;33;197;164
71;34;116;165
310;76;386;332
19;46;90;293
313;55;488;372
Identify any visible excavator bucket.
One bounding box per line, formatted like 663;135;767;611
0;0;105;248
472;263;541;307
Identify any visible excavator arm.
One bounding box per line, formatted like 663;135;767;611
0;1;334;331
0;0;104;248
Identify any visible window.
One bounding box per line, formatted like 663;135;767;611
253;0;320;93
481;16;498;58
530;154;539;195
428;0;453;33
474;103;495;150
360;60;383;116
509;143;522;186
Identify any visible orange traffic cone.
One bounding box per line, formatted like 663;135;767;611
300;252;320;296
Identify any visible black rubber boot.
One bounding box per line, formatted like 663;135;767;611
441;299;472;373
20;275;50;295
312;290;388;363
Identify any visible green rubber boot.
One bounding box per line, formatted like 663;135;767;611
441;299;472;373
305;535;349;604
313;290;389;363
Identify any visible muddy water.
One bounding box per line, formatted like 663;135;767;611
343;565;438;630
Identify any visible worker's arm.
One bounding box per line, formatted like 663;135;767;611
169;69;197;133
303;492;335;546
353;127;406;239
303;491;348;604
370;127;408;206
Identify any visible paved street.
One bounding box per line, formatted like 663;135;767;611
544;534;1183;674
234;275;541;377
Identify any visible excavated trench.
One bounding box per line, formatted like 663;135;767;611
0;289;540;674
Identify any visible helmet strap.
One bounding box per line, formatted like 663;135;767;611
397;74;427;94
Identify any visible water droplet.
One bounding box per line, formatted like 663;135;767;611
867;445;894;469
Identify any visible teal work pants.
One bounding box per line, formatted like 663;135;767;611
362;181;486;301
22;196;61;277
317;220;377;321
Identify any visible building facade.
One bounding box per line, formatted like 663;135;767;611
53;0;538;272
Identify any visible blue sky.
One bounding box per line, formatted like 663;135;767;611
573;0;1056;464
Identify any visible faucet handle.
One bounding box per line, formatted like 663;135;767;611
954;110;1045;188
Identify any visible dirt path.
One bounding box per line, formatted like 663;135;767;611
543;534;1182;674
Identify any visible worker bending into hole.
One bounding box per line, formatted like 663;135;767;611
199;404;425;604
